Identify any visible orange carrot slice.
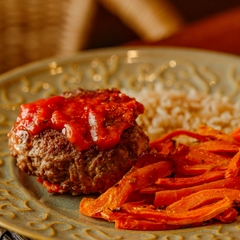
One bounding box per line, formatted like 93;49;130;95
154;177;240;207
80;160;173;217
155;171;225;189
166;188;240;212
225;151;240;178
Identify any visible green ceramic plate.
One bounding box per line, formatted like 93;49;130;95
1;47;240;240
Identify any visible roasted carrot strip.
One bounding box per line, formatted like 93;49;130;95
172;143;190;156
173;152;228;175
141;170;226;193
176;163;228;176
166;188;240;212
141;171;225;194
115;218;181;230
150;139;176;154
186;148;233;165
190;140;240;153
140;186;165;194
214;208;238;223
135;152;172;168
231;128;240;142
198;125;237;143
125;190;155;204
154;177;240;207
150;129;208;148
101;203;178;230
110;197;232;226
225;151;240;178
100;201;153;222
80;160;173;217
155;171;225;189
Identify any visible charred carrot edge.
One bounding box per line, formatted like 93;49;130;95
140;171;225;194
215;208;238;223
154;171;225;189
166;188;240;212
154;177;240;207
115;218;181;231
190;140;240;153
225;151;240;178
105;196;232;227
150;129;209;148
231;128;240;142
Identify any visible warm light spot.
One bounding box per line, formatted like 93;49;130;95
91;59;99;68
49;62;63;75
209;81;216;86
127;50;139;63
127;50;138;58
43;83;50;89
68;77;76;83
22;86;29;92
93;74;102;82
160;65;168;71
107;55;118;65
166;80;173;87
146;73;156;82
169;60;176;68
49;62;58;69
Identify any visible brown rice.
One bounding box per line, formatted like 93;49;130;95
123;85;240;141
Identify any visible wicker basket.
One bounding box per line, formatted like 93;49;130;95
0;0;96;74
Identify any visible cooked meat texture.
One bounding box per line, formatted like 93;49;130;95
9;124;149;195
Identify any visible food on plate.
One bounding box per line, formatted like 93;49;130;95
8;88;150;195
8;85;240;231
124;86;240;141
80;125;240;230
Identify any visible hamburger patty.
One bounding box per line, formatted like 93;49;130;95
8;88;150;195
9;125;149;195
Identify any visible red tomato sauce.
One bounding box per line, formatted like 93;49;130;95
13;89;144;151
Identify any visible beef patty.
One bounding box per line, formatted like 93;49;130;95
8;88;150;195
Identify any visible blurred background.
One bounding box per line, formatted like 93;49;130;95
0;0;240;74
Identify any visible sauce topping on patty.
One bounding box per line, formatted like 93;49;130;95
13;88;144;151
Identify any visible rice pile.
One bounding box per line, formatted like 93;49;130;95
123;85;240;141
